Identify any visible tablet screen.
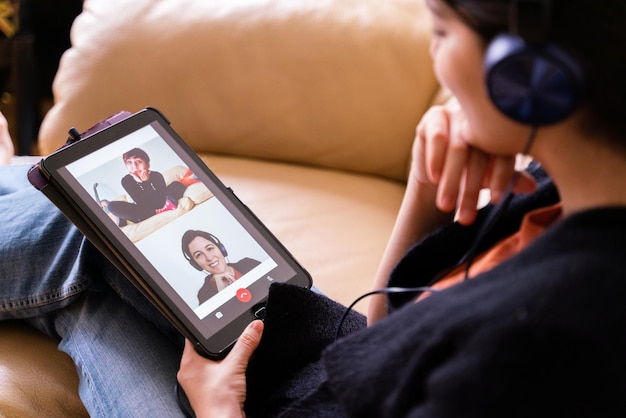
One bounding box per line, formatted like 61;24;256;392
42;109;311;356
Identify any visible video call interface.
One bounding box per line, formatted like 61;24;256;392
55;122;296;335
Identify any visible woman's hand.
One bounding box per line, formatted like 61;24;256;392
214;267;237;290
414;102;536;225
177;320;264;418
136;169;151;182
368;100;536;324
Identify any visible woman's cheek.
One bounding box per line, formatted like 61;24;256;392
432;48;452;92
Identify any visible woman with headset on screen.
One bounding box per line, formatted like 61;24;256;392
176;0;626;416
180;230;261;303
1;0;626;416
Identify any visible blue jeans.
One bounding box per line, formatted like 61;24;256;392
0;165;186;417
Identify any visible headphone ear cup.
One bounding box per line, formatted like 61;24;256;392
484;34;584;126
219;244;228;258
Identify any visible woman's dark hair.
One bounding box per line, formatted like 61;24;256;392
440;0;626;146
122;148;150;163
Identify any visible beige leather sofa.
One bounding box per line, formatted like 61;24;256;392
0;0;442;415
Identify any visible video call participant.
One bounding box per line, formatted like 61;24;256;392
181;230;261;303
101;148;195;225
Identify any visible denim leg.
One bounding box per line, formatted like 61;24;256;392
0;165;91;319
30;288;185;417
0;165;184;416
0;164;179;338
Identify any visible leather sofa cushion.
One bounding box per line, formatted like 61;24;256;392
38;0;438;181
197;153;405;305
0;321;88;417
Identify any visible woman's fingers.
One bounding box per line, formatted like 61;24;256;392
488;156;537;203
177;320;264;416
224;320;264;369
435;109;471;213
418;106;451;184
456;149;489;225
413;102;535;225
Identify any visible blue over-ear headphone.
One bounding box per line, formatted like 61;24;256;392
182;230;229;271
337;1;586;339
484;0;585;125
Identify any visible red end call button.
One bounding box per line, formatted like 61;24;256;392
236;288;252;303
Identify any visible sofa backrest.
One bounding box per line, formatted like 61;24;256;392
38;0;439;182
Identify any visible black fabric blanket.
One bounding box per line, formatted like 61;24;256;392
245;283;366;417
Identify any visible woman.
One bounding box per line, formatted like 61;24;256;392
178;0;626;416
103;148;186;224
1;0;625;416
181;229;261;303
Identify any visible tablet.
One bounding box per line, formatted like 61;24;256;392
29;107;312;359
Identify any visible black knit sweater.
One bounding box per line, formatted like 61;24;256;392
245;164;626;417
